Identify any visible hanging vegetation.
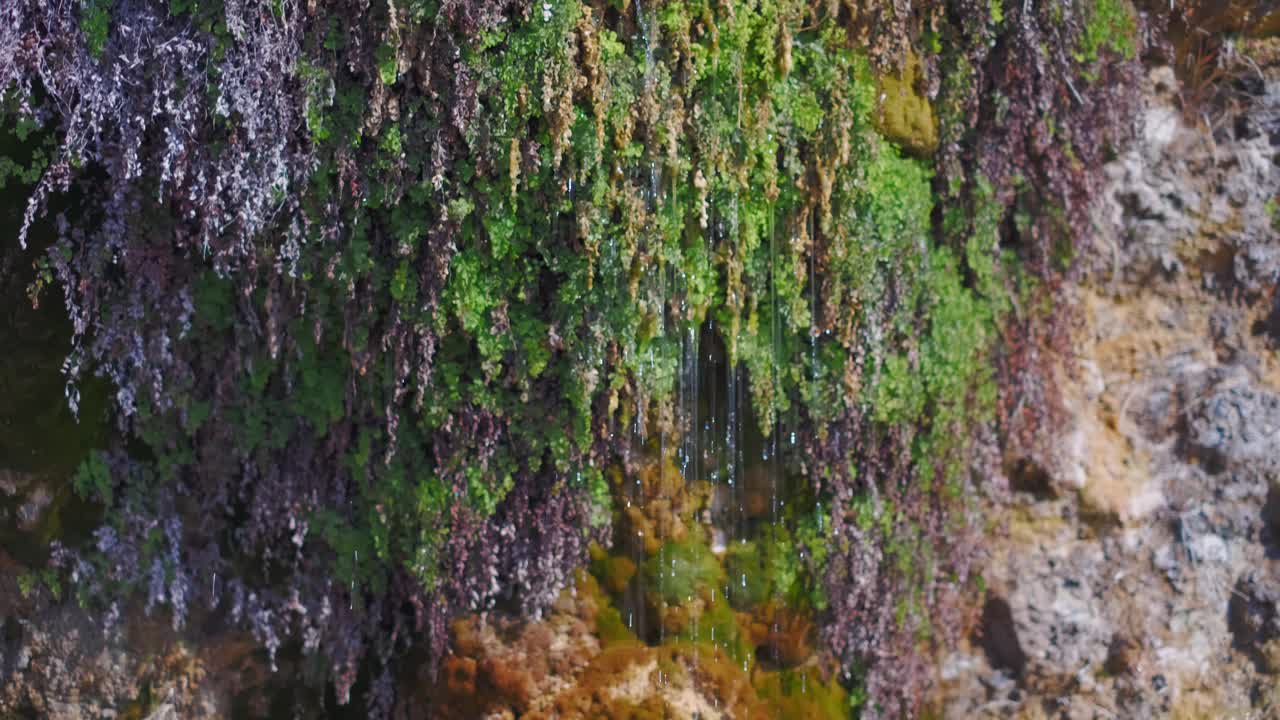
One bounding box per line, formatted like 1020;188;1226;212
1;0;1147;714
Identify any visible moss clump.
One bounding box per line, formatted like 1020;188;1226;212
871;244;998;486
643;536;725;608
723;517;824;613
755;667;849;719
874;48;939;157
675;594;755;666
589;543;638;595
724;541;771;610
595;604;641;649
1076;0;1136;65
3;0;1054;709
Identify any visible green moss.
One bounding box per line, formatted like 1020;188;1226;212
755;668;849;719
643;537;725;607
80;0;113;58
1076;0;1136;65
14;0;1023;700
886;245;997;482
676;595;754;666
590;546;637;595
375;42;399;86
723;516;825;612
724;542;770;609
596;604;641;648
874;49;939;157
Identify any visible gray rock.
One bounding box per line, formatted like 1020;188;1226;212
1188;386;1280;480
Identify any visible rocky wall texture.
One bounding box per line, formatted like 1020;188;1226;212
1;0;1243;717
939;44;1280;719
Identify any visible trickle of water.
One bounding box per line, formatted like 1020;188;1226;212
691;610;699;700
637;0;660;218
729;196;740;249
637;0;656;82
680;323;699;491
769;208;783;667
658;402;667;655
726;358;737;493
726;360;741;593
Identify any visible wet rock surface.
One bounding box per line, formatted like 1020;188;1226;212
411;569;842;720
939;56;1280;718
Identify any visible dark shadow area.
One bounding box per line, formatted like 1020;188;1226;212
1005;457;1056;501
0;124;110;566
1263;482;1280;559
1252;293;1280;350
1227;574;1280;675
977;593;1027;682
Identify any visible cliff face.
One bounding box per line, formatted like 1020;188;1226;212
941;51;1280;718
2;0;1275;718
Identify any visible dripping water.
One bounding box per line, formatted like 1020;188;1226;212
768;203;781;669
804;210;819;695
808;211;818;406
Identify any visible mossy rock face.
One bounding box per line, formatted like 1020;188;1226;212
642;536;725;608
590;544;638;596
754;666;849;718
0;0;1030;708
875;49;939;158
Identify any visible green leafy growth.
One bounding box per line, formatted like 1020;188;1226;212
80;0;113;58
1076;0;1136;65
643;537;725;606
17;572;36;599
989;0;1004;25
73;452;114;505
756;668;849;719
873;246;998;482
17;568;62;601
376;43;398;86
724;508;827;612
